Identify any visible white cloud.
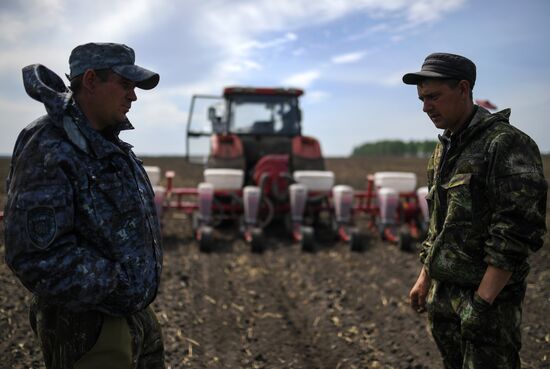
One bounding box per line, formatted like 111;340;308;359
0;0;474;155
321;68;411;87
0;0;161;44
221;59;262;73
406;0;465;25
304;90;330;104
331;52;366;64
378;71;409;86
130;94;187;130
346;23;389;41
0;96;47;154
195;0;467;86
80;0;159;41
282;70;320;88
390;35;405;43
292;47;306;56
0;0;167;75
0;0;64;44
345;1;466;41
238;32;297;52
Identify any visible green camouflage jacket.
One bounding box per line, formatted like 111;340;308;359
421;106;547;287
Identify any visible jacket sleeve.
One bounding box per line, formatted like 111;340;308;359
484;131;548;272
419;147;438;265
4;139;120;311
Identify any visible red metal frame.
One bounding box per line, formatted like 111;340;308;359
161;168;424;246
162;170;397;223
224;86;304;97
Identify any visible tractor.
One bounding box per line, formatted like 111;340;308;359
161;86;366;252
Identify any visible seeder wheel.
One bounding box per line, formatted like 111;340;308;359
398;227;414;252
250;228;265;254
198;226;214;253
192;212;200;232
300;226;315;253
350;228;368;252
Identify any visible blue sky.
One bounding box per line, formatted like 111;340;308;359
1;0;549;156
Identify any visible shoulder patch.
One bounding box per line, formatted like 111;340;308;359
27;206;57;249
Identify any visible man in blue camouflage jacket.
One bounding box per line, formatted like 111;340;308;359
404;53;547;369
4;43;164;368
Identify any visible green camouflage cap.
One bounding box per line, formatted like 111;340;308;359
68;42;159;90
402;52;476;89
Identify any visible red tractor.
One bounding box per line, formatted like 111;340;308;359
161;86;367;252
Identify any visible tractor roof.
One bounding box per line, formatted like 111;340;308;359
223;86;304;97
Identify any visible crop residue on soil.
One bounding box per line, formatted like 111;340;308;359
1;156;549;369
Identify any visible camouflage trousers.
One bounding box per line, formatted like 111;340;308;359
427;280;524;369
29;297;164;369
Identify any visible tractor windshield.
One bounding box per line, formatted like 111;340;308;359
228;94;301;136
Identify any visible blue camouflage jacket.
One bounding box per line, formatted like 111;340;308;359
4;64;162;316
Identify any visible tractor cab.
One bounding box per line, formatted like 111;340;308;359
186;87;325;185
223;87;302;137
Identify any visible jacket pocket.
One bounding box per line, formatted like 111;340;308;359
90;172;139;215
441;173;473;223
428;225;486;286
92;173;138;213
89;172;141;251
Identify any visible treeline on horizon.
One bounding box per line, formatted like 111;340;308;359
351;140;438;157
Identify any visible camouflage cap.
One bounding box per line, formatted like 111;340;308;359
402;52;476;89
68;42;159;90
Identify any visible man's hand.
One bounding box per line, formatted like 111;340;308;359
409;267;431;313
476;265;512;304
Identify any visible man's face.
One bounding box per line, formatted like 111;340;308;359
417;79;470;133
94;72;137;128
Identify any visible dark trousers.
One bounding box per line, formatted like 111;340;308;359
29;297;164;369
427;281;523;369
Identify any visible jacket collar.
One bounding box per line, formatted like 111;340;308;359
22;63;135;158
439;105;511;147
64;99;134;158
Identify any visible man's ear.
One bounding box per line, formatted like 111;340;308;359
81;69;97;93
458;80;471;98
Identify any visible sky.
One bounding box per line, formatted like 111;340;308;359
1;0;549;157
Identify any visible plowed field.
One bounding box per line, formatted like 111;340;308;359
1;156;548;369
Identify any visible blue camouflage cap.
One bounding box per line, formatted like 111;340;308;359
68;42;159;90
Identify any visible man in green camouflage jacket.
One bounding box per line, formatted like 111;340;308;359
404;53;547;369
